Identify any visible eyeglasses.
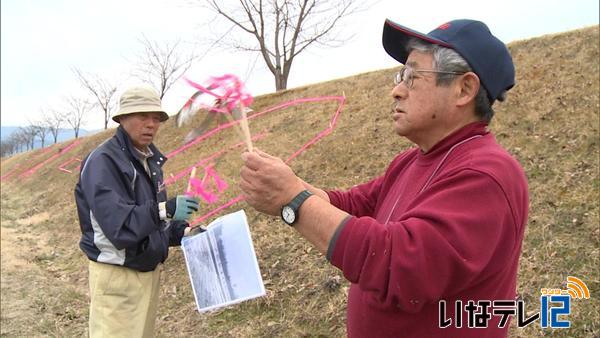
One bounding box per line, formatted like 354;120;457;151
394;66;465;89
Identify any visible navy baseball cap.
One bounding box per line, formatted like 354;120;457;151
382;19;515;104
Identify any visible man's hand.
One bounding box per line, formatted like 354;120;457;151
184;225;206;237
166;195;199;221
240;149;305;215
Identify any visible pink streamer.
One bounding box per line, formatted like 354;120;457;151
204;166;228;192
185;165;229;204
184;74;253;113
187;177;219;203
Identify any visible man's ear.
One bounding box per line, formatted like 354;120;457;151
455;72;480;107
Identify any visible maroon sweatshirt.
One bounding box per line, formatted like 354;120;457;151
326;122;529;338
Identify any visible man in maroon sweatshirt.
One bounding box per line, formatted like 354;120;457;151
240;18;528;337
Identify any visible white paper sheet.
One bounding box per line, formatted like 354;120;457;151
181;209;266;312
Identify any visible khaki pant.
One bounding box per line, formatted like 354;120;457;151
88;261;162;338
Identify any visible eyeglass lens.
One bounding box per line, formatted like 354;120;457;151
395;67;412;88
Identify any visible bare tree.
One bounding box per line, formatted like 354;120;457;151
28;113;50;148
72;67;117;130
9;130;25;153
133;36;197;99
1;133;21;157
200;0;365;91
43;109;64;144
0;141;9;157
20;130;30;152
63;96;92;138
33;124;49;148
13;130;26;153
19;126;37;150
0;140;14;157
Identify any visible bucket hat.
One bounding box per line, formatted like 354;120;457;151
112;87;169;122
382;19;515;103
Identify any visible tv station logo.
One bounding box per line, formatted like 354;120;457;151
439;276;590;329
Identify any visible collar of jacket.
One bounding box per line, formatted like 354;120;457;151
115;125;168;168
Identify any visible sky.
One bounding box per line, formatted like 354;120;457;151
1;0;598;130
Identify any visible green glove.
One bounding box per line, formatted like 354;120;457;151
166;195;199;221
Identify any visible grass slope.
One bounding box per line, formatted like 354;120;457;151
1;26;598;337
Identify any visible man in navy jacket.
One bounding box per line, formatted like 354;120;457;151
75;86;199;337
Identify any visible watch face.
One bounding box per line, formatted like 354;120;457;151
282;206;296;224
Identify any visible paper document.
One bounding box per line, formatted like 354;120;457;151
181;209;266;312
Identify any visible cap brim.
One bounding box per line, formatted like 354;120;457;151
112;109;169;123
382;19;452;64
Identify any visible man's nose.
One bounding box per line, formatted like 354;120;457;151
147;119;161;128
391;83;408;101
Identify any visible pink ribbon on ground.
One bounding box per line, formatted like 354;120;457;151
183;95;347;226
19;140;81;178
0;164;21;181
2;145;59;181
165;132;268;184
57;157;82;174
163;94;346;226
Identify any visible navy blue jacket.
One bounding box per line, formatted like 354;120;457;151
75;126;186;272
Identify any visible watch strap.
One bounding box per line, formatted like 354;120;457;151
282;190;313;225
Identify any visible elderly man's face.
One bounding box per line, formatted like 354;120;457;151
390;51;455;147
119;112;163;150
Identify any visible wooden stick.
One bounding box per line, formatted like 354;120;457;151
237;104;253;152
186;167;197;194
200;163;214;186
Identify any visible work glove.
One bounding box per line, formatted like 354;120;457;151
166;195;199;221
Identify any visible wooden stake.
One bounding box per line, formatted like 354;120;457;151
238;104;253;152
186;167;197;194
201;163;214;186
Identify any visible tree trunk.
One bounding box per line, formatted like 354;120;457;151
275;73;288;91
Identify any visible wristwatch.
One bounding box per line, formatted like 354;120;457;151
281;190;313;226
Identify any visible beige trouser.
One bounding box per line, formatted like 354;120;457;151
88;260;162;338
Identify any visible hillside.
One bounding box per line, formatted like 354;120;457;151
1;25;598;337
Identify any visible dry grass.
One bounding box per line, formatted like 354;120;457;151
1;26;598;337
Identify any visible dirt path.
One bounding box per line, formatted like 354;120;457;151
1;224;36;269
1;211;50;336
1;193;87;336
